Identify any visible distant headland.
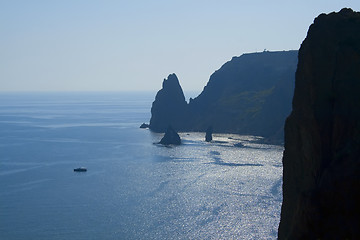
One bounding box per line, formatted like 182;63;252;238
148;50;298;144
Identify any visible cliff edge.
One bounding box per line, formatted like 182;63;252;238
278;8;360;239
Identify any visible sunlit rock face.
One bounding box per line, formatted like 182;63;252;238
149;73;189;132
278;8;360;239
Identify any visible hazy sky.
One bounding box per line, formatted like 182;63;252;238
1;1;360;92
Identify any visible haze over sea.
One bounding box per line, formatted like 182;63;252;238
0;92;283;239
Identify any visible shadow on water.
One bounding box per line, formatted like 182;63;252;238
193;203;227;226
147;180;170;197
208;151;263;167
152;155;195;163
211;140;278;151
210;160;263;167
210;150;221;155
233;142;277;150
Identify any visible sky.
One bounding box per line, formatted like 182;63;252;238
1;1;360;92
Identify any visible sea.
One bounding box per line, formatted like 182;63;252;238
0;92;283;240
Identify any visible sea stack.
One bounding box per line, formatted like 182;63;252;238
159;126;181;145
148;52;298;143
205;126;213;142
149;74;188;132
278;8;360;239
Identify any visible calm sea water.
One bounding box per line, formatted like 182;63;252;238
0;92;283;240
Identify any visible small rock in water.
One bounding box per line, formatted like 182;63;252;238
140;123;149;128
234;142;245;148
159;126;181;145
205;126;213;142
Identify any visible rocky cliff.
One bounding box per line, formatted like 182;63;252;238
278;8;360;239
189;50;298;141
149;51;298;143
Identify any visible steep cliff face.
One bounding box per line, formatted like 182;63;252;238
190;51;298;139
149;73;188;132
149;51;298;143
278;8;360;239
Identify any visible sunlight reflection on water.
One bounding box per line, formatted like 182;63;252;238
0;93;283;240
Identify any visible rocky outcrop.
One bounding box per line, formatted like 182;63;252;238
149;74;188;132
159;126;181;145
278;8;360;239
149;51;298;143
139;123;149;128
205;126;213;142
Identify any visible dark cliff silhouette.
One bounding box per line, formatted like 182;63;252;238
149;51;298;143
149;74;188;132
278;8;360;239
